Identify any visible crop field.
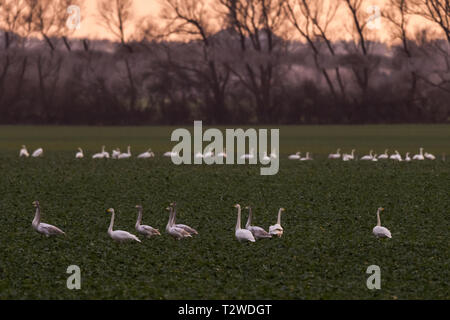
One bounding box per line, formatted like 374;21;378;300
0;125;449;299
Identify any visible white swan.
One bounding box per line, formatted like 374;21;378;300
164;151;178;157
269;208;285;237
288;152;301;160
32;148;43;158
171;202;198;235
390;150;402;161
106;208;141;242
413;147;424;160
405;152;411;162
240;148;255;160
245;206;271;239
372;207;392;239
32;201;65;237
93;146;107;159
328;149;341;159
135;205;160;237
371;154;379;162
111;148;121;159
378;149;389;159
234;204;255;242
300;152;313;161
165;205;191;240
360;150;374;160
343;149;355;161
20;145;30;157
137;149;155;159
424;152;435;160
118;146;131;159
75;148;84;159
262;152;271;162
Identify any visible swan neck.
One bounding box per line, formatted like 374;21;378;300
376;210;381;226
236;206;241;230
246;207;252;228
136;208;142;228
32;206;40;226
108;210;115;234
277;209;282;225
166;207;173;229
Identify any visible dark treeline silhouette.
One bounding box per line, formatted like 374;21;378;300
0;0;449;125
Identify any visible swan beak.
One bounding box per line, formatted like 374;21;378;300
380;208;384;211
281;208;285;211
106;208;113;213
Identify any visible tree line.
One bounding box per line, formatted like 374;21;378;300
0;0;449;125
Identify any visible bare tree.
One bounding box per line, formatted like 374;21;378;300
412;0;449;42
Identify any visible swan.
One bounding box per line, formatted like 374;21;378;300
378;149;389;159
135;205;160;237
20;145;30;157
240;148;255;160
75;148;84;159
106;208;141;242
32;201;65;237
32;148;43;158
245;206;272;239
424;152;435;160
371;154;378;162
360;150;373;160
262;152;271;162
405;152;411;162
165;205;191;240
234;204;255;242
164;151;178;157
413;147;424;160
328;149;341;159
171;202;198;235
118;146;131;159
270;148;277;159
300;152;313;161
288;152;301;160
137;149;155;159
372;207;392;239
111;148;121;159
269;208;285;237
390;150;402;161
93;146;107;159
217;149;227;158
342;149;355;161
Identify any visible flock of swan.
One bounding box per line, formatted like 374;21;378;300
19;145;441;162
31;200;391;243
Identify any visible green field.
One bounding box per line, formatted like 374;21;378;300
0;125;449;299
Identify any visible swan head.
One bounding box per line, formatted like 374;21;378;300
170;202;177;207
135;205;142;209
377;207;384;213
244;206;250;209
32;200;40;207
234;204;241;209
22;145;27;149
279;208;285;213
106;208;114;214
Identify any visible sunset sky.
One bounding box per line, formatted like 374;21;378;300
72;0;444;43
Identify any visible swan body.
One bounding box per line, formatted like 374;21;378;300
240;148;255;160
413;148;425;160
135;205;160;237
371;154;378;162
234;204;255;242
32;148;43;158
138;149;155;159
262;152;271;162
93;146;107;159
269;208;285;237
328;149;341;159
372;207;392;239
165;205;191;239
75;148;84;159
20;145;30;157
300;152;313;161
360;150;373;160
164;151;178;157
118;146;131;159
288;152;301;160
111;148;121;159
405;152;411;162
390;150;402;161
245;206;271;239
424;152;435;160
32;201;65;236
106;208;141;242
171;202;198;235
378;149;389;159
342;149;355;161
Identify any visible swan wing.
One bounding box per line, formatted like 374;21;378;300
38;223;65;236
235;229;255;242
248;226;272;239
139;225;161;236
112;230;141;242
372;226;392;238
174;224;198;235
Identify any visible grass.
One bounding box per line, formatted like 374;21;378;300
0;125;448;299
